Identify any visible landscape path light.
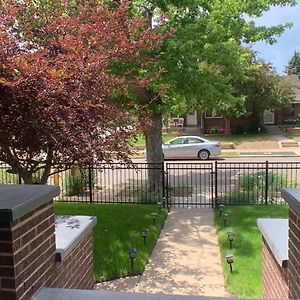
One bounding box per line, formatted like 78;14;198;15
227;232;234;249
219;204;225;216
157;201;163;213
225;253;234;272
128;248;137;272
223;213;228;227
142;228;149;245
151;212;158;225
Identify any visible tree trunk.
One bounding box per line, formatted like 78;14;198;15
224;117;231;135
141;110;164;194
20;171;34;184
40;163;52;185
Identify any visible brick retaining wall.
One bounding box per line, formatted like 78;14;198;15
262;237;288;299
0;193;94;300
50;232;94;290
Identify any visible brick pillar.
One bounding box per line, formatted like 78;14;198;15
0;185;59;300
288;208;300;299
262;237;288;299
282;188;300;299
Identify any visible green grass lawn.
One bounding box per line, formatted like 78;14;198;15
206;133;274;144
214;205;288;298
287;134;300;141
221;151;240;157
54;203;167;282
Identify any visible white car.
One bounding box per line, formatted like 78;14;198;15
145;136;221;160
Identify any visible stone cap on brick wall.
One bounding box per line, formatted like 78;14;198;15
55;215;97;261
257;218;288;267
32;287;261;300
282;188;300;216
0;184;60;222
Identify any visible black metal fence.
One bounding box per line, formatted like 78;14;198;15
215;161;300;206
0;163;164;204
1;161;299;207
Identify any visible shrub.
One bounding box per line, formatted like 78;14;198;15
0;168;19;184
116;185;162;204
218;191;263;205
63;169;89;196
248;122;264;133
218;171;291;205
232;124;246;134
64;174;86;196
63;167;98;196
239;171;290;193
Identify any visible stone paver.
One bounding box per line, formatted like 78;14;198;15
134;208;229;297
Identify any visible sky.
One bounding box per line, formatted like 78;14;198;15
251;1;300;74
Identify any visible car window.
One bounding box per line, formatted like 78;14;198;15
169;138;185;145
187;138;202;144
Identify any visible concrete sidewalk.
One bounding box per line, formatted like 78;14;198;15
135;209;229;297
95;209;229;297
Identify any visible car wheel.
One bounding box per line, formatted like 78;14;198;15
198;149;210;160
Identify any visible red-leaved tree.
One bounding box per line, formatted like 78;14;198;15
0;0;166;183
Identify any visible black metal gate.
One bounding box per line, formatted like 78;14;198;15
166;163;214;208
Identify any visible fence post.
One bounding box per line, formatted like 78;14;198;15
265;160;269;205
165;164;170;210
88;165;93;204
161;162;165;200
214;161;218;203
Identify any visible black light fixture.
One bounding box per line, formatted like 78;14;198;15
128;248;137;272
225;253;234;272
151;212;158;225
219;204;225;216
227;232;234;249
163;197;166;208
157;201;163;213
223;213;228;227
142;228;149;245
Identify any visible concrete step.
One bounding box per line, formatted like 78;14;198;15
220;142;235;149
281;141;299;147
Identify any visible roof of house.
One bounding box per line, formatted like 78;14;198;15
282;75;300;103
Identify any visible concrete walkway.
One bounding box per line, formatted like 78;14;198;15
265;125;295;142
136;208;228;297
95;209;228;297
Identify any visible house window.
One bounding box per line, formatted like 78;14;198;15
205;110;222;118
283;104;294;117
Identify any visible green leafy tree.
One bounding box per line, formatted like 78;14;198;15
285;51;300;75
244;60;294;126
118;0;296;190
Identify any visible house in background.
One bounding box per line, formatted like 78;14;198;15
275;75;300;125
180;75;300;134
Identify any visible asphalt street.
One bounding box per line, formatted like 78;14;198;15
132;155;300;164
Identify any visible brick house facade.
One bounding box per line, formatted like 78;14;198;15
183;75;300;133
